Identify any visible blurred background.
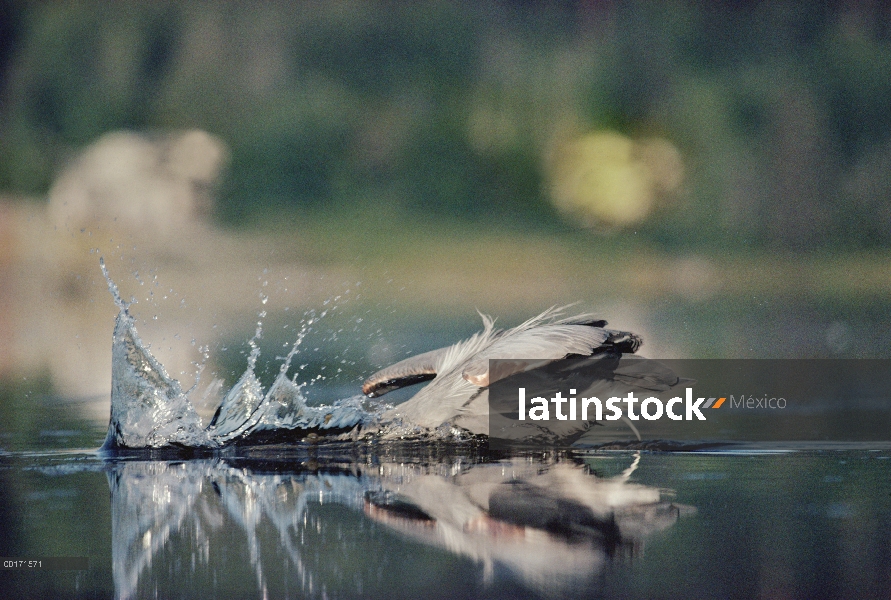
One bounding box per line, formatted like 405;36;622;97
1;0;890;446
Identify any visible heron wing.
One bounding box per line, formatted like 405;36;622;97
362;347;449;397
461;324;613;386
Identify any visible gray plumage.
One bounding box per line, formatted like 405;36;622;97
363;307;645;435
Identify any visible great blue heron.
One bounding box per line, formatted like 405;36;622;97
363;307;651;436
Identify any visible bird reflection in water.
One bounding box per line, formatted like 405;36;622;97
107;452;694;599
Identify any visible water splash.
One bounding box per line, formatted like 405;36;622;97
100;257;130;311
100;260;380;451
102;279;209;450
205;363;265;443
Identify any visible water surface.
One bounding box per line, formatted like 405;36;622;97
2;267;890;598
2;445;889;599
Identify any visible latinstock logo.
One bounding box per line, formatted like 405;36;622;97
516;388;728;422
485;357;891;450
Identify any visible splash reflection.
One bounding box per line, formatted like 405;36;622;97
107;453;693;599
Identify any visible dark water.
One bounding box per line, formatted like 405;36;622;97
1;439;889;599
2;294;890;598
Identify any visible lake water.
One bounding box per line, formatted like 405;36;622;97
1;434;890;599
2;271;890;599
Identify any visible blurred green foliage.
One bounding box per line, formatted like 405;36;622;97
1;1;890;248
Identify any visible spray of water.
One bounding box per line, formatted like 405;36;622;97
100;258;210;449
99;259;381;451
